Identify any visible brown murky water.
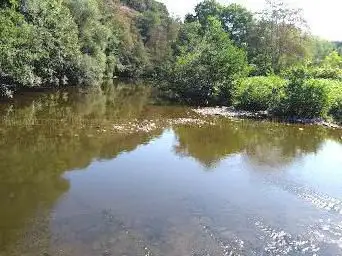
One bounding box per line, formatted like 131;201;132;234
1;81;342;256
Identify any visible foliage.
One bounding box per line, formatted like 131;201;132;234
325;79;342;122
186;0;254;49
248;0;311;75
310;37;335;64
280;70;332;118
1;0;342;124
335;41;342;56
233;76;287;111
1;1;86;87
234;67;342;120
0;8;37;86
0;0;177;92
169;17;249;105
330;98;342;123
309;67;342;81
184;0;312;76
322;51;342;68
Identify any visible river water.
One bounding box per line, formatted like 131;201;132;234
1;82;342;256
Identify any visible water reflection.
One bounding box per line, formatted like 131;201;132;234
173;118;342;168
0;82;163;255
173;120;244;167
0;81;341;255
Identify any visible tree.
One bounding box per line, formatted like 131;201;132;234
169;17;249;105
1;0;179;94
194;0;221;28
248;0;310;74
188;0;254;49
0;0;82;87
310;37;335;64
220;3;254;48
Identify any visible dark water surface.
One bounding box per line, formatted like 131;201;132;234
1;82;342;256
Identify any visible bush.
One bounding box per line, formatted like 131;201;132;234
309;67;342;81
325;79;342;122
330;98;342;123
282;77;332;118
0;0;177;94
233;76;287;111
0;1;84;88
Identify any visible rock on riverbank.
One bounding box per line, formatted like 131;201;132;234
193;107;341;129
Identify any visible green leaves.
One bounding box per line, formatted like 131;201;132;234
169;17;249;105
0;0;177;92
0;0;84;88
322;51;342;69
234;76;287;111
0;9;37;86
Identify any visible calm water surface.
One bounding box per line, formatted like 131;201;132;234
1;82;342;256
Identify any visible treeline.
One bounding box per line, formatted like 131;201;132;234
0;0;178;95
1;0;342;122
164;0;342;122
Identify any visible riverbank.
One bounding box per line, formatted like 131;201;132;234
193;107;342;129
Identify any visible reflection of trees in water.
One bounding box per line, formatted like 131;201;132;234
173;121;244;168
0;82;163;255
241;124;331;167
0;81;152;126
0;81;162;181
173;119;341;168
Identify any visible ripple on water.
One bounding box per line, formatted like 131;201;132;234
254;220;321;255
265;177;342;215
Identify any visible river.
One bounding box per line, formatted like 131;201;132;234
1;81;342;256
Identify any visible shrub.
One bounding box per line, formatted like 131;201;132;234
283;77;332;118
325;79;342;122
0;1;84;88
233;76;287;111
309;67;342;81
330;98;342;123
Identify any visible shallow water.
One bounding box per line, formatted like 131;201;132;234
1;82;342;256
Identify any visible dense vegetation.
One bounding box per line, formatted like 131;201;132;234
0;0;341;122
0;0;179;93
165;0;342;122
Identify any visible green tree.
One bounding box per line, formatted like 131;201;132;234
25;0;83;85
1;0;178;94
0;8;37;87
169;17;249;105
0;0;83;89
220;3;254;48
309;37;335;64
188;0;254;48
248;0;310;74
194;0;221;28
322;51;342;68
